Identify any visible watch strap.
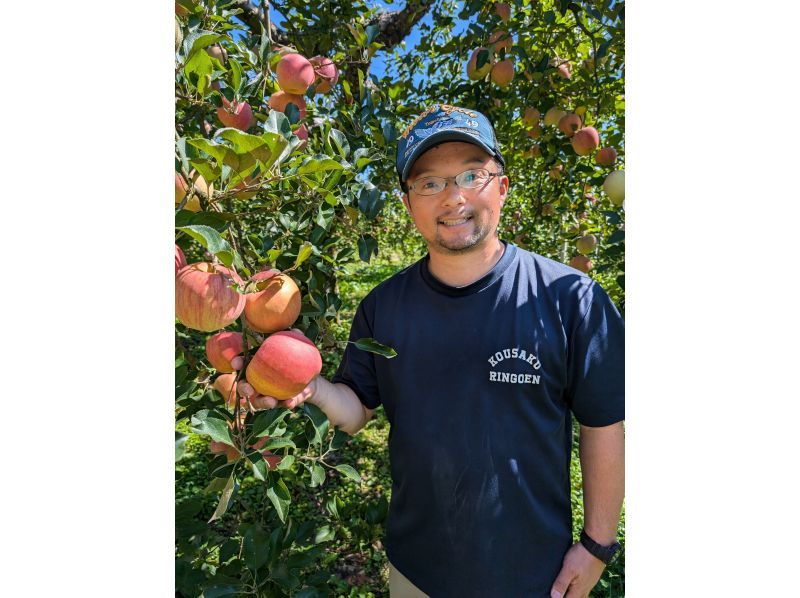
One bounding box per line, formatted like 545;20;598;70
579;529;621;565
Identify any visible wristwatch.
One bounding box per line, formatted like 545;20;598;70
579;529;622;565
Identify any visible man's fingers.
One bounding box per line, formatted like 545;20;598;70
249;394;279;410
550;565;574;598
237;380;256;399
229;356;244;370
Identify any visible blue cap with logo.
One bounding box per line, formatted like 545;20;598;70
396;104;504;184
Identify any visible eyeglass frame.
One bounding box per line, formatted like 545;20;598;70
403;167;504;196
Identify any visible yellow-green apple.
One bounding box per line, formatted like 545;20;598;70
603;170;625;205
522;107;540;128
544;106;566;126
576;234;598;255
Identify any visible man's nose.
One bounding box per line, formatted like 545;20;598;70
441;179;466;206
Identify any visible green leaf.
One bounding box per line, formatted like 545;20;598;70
262;437;296;451
476;48;490;70
184;51;214;92
175;432;189;461
241;523;270;571
357;235;378;262
352;337;397;358
190;409;233;445
328;129;350;158
267;477;291;523
188;137;237;166
228;58;243;93
202;585;242;598
264;110;292;138
330;428;350;450
346;23;367;47
208;473;237;522
315;204;335;230
365;495;389;524
184;31;225;60
189;158;221;184
303;403;329;445
333;464;361;484
276;455;295;471
217;129;272;163
174;210;233;232
204;476;230;494
296;155;344;175
607;229;625;244
603;210;622;225
252;408;292;438
310;463;326;487
314;525;335;544
352;147;377;170
285;102;300;124
294;241;313;268
175;225;237;268
358;186;381;220
365;23;380;45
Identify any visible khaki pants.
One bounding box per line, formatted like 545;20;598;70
388;561;429;598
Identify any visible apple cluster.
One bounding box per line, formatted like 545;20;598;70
512;104;625;273
175;245;323;418
175;48;340;212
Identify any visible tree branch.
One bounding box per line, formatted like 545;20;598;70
230;0;289;45
369;0;435;48
232;0;434;52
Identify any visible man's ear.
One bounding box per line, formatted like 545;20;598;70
402;193;413;216
498;174;510;206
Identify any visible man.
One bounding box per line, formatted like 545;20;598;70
247;104;625;597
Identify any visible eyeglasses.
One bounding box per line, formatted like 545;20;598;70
407;168;502;196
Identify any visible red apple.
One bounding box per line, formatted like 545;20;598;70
206;331;244;373
596;147;618;166
571;126;600;156
175;263;245;332
246;330;322;400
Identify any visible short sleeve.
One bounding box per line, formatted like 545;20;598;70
566;282;625;426
330;298;382;409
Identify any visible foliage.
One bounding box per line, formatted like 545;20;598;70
175;0;625;595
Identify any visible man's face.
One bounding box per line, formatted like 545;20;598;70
402;141;509;255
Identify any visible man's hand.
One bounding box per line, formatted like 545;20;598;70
237;376;319;411
550;542;606;598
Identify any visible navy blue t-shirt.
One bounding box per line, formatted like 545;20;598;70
331;241;624;597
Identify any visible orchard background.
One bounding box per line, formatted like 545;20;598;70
175;0;625;596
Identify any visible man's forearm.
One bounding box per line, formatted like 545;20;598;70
579;421;625;544
308;377;370;435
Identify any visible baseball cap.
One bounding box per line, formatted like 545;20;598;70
396;104;505;184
